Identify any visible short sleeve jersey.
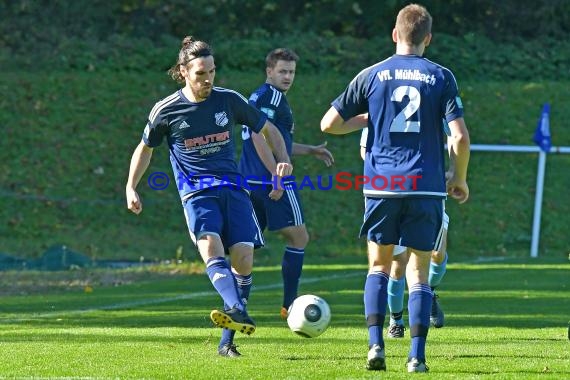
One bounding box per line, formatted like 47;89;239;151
333;54;464;198
239;83;294;183
143;87;267;200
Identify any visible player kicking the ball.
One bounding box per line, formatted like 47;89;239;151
126;36;292;357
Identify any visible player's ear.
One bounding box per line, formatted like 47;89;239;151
392;28;398;43
423;33;432;47
180;64;188;78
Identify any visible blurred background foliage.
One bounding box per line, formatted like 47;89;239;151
2;0;570;79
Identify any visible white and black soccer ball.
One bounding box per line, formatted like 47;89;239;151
287;294;331;338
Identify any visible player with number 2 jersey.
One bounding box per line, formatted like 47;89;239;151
320;4;470;373
338;57;463;198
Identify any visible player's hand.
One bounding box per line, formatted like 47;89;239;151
312;141;334;167
126;187;143;214
272;162;292;201
446;176;469;204
275;162;293;177
269;188;284;201
269;174;285;201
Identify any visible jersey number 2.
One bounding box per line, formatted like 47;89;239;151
389;86;421;133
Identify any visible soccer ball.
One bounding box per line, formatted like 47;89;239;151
287;294;331;338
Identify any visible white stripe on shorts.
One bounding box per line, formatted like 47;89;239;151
433;200;449;252
251;207;265;246
285;187;303;225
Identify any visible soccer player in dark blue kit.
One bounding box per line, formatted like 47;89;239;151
360;127;449;336
321;4;470;373
239;48;333;319
125;36;293;357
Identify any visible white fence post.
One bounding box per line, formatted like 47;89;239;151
530;151;547;258
468;144;570;258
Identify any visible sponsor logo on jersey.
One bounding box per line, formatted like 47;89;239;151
184;131;230;148
215;111;229;127
456;96;463;108
260;107;275;119
179;120;191;129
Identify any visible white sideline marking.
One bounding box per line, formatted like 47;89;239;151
1;272;362;323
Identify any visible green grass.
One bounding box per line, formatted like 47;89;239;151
1;70;570;261
0;259;568;378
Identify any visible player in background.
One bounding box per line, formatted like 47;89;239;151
239;48;334;320
321;4;470;373
125;36;292;358
359;127;447;338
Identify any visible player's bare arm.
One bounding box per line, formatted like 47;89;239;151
446;117;470;203
321;109;368;134
292;142;334;167
260;120;293;176
125;141;154;214
250;131;284;201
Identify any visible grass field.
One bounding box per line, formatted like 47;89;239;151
1;257;568;378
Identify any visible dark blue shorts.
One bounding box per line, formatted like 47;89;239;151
182;187;264;249
249;183;305;231
360;197;444;251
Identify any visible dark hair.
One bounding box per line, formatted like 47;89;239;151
168;36;213;83
395;4;432;46
265;48;299;69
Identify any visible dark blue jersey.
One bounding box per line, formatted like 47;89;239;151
333;54;464;198
143;87;267;200
239;83;294;183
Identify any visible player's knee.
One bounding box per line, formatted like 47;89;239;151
283;226;309;248
298;229;309;247
391;263;406;278
431;249;446;264
391;252;408;277
231;255;253;275
228;243;254;273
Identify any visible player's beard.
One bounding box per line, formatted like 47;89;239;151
190;84;212;101
199;86;212;99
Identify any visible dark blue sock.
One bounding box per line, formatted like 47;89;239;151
408;283;432;361
282;247;304;308
364;271;389;348
206;257;243;311
428;252;448;288
388;276;406;325
235;273;253;302
220;273;252;347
